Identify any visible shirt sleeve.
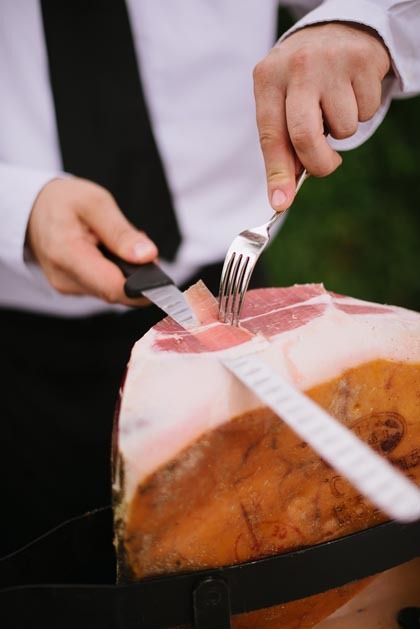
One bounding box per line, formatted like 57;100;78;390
0;163;60;277
277;0;420;150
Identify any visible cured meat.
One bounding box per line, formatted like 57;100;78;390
113;283;420;628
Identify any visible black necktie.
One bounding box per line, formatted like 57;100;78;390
40;0;181;261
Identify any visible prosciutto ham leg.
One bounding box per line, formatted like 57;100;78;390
113;283;420;628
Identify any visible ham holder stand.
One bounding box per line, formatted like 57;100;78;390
1;507;420;628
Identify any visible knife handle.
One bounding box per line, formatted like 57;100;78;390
99;246;172;298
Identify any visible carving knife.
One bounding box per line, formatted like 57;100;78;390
108;252;420;522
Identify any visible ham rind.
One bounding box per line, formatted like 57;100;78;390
113;283;420;628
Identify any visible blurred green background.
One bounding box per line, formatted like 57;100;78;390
264;11;420;311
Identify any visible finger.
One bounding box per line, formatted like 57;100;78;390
62;238;149;306
352;74;382;122
79;190;158;264
321;83;359;139
286;87;342;177
254;70;297;211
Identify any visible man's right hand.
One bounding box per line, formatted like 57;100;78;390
27;177;158;306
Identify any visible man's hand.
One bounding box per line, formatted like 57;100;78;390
27;178;158;305
253;22;391;211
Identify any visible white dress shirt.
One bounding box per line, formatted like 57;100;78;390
0;0;419;316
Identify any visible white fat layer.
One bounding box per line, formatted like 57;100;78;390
117;293;420;502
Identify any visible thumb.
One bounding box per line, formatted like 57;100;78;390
82;191;158;263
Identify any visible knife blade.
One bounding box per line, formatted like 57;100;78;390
105;249;420;522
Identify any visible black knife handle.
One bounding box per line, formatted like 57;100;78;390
99;246;172;298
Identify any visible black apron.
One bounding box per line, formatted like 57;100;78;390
0;2;266;556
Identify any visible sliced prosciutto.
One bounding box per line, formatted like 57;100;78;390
113;283;420;628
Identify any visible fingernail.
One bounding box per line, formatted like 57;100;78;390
271;188;287;209
133;241;156;259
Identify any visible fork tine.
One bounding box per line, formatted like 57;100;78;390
223;253;243;323
232;259;255;326
230;256;250;325
218;252;236;321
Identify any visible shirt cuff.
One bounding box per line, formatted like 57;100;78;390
276;0;403;151
0;164;62;277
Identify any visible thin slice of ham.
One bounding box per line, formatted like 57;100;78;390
113;283;420;628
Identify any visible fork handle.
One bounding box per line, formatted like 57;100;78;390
295;167;309;194
267;168;309;230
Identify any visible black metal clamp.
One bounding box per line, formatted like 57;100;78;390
1;507;420;629
193;578;231;629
